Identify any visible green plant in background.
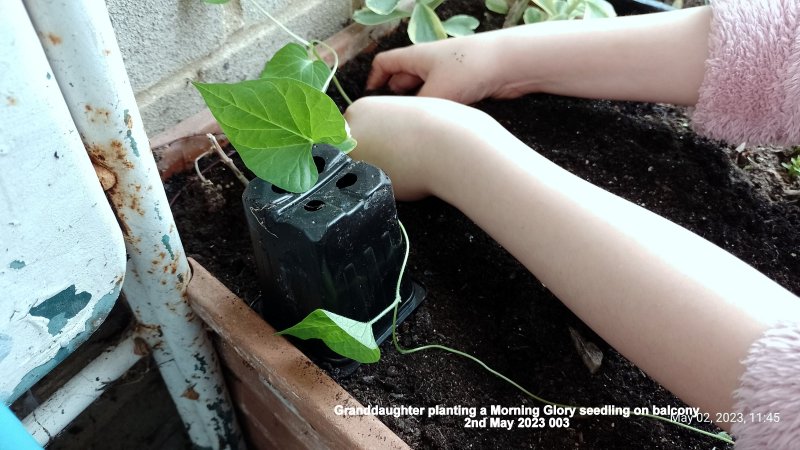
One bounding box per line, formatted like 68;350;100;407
486;0;615;26
783;153;800;178
353;0;479;43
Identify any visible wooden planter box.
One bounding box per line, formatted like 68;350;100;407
187;260;408;450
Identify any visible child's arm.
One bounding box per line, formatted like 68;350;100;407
367;7;711;106
345;96;800;431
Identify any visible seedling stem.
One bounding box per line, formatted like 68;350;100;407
207;134;250;186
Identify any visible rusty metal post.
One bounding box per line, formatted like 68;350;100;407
23;1;244;448
1;0;126;408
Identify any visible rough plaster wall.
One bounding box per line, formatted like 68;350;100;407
105;0;356;136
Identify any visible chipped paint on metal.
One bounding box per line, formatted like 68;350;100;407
1;0;125;405
7;286;121;403
125;129;140;157
123;110;139;157
133;337;150;356
123;109;133;130
193;353;208;373
182;385;200;400
29;285;92;335
44;32;61;45
162;234;175;259
205;400;241;450
84;103;112;124
10;346;71;403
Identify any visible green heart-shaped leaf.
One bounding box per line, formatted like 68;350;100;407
278;309;380;363
408;3;447;43
260;43;331;91
366;0;399;15
442;15;479;37
194;78;347;192
523;7;547;23
485;0;510;14
353;7;411;25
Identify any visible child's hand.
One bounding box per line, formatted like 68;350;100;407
366;33;519;105
344;96;505;200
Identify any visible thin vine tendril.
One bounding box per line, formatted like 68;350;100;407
390;221;734;446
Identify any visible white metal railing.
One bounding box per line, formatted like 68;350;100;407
1;1;243;448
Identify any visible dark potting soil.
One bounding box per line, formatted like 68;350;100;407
168;3;799;449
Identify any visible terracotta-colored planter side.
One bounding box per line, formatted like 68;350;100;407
187;259;409;450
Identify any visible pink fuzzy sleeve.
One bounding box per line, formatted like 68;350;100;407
731;321;800;449
692;0;800;146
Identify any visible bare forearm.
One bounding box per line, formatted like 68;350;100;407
346;96;800;424
427;121;800;427
491;7;712;105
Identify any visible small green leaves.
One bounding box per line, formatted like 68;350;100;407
442;15;480;37
408;3;448;43
353;0;408;26
489;0;616;25
260;43;331;91
523;7;546;23
194;78;348;192
366;0;400;15
277;309;380;363
355;1;479;43
782;155;800;177
485;0;511;14
353;7;411;25
202;0;229;3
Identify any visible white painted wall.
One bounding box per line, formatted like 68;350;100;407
105;0;357;136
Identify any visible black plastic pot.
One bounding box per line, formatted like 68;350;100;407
243;144;424;366
608;0;674;15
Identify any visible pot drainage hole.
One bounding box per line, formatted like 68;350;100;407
336;173;357;189
304;199;325;211
313;155;326;174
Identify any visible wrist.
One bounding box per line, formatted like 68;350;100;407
486;25;552;98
